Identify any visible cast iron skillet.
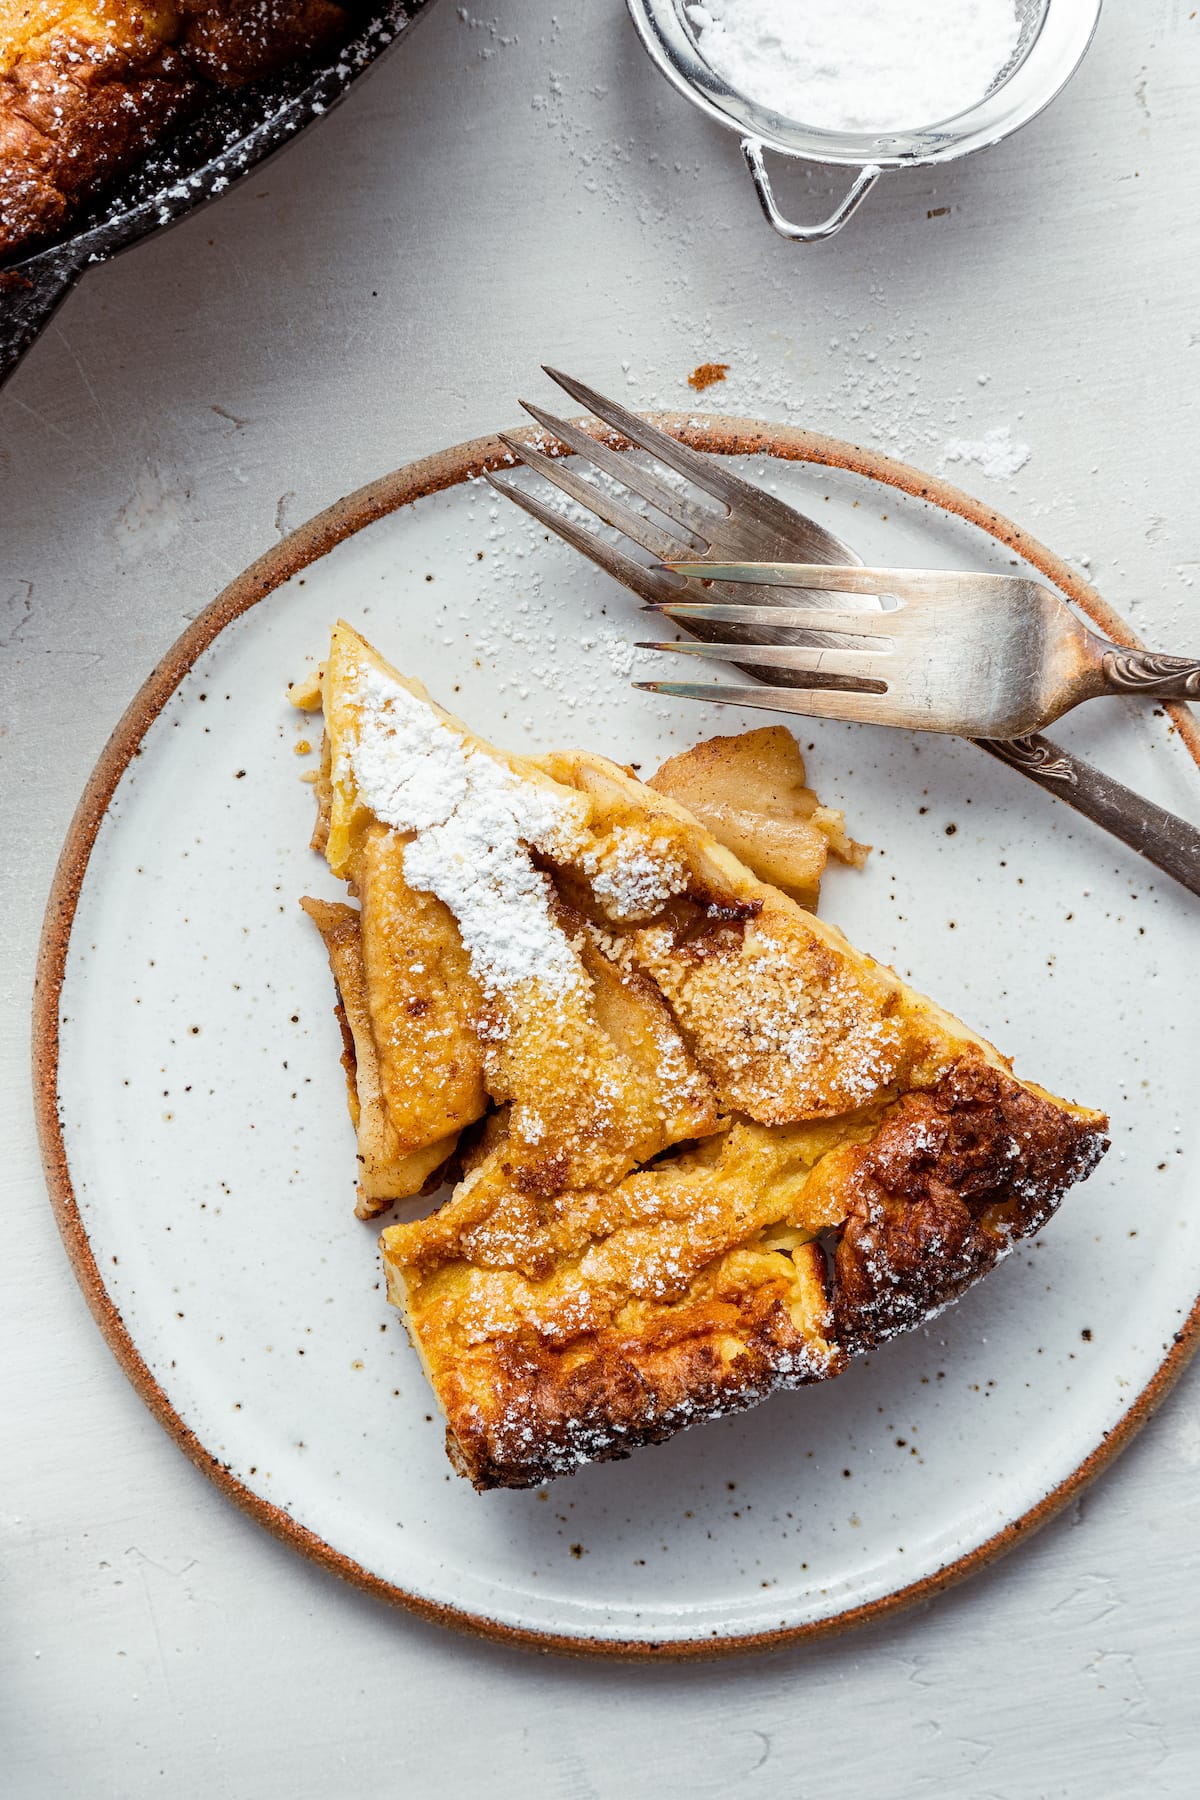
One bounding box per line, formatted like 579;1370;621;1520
0;0;436;388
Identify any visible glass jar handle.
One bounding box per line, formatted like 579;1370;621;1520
742;139;882;243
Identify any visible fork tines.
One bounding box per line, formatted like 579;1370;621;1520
634;635;891;692
629;680;894;721
644;601;891;638
484;368;737;607
482;366;863;612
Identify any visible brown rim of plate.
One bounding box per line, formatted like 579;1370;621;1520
32;416;1200;1662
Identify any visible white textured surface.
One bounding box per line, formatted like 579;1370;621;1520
2;0;1199;1791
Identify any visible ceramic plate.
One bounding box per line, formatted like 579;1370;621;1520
36;419;1200;1657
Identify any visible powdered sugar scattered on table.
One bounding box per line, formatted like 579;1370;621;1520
938;425;1032;482
350;667;584;999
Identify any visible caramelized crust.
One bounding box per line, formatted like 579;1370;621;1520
174;0;348;84
386;1052;1105;1487
423;1240;842;1491
825;1058;1109;1353
0;27;196;251
0;3;352;257
386;1113;847;1486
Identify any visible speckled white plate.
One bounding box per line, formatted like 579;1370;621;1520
36;419;1200;1657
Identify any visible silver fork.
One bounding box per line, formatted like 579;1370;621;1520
485;367;872;624
485;371;1200;898
641;561;1200;739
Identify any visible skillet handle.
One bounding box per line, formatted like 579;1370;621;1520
0;241;88;389
741;139;881;243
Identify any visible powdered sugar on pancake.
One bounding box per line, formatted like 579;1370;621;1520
349;667;585;999
584;826;689;922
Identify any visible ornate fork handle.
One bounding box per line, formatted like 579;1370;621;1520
977;734;1200;898
1101;649;1200;699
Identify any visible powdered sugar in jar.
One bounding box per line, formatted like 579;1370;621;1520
684;0;1024;134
